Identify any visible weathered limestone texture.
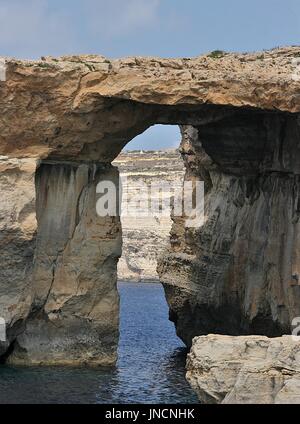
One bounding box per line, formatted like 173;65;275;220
10;162;121;365
186;334;300;404
113;150;185;282
0;47;300;364
159;111;300;346
0;157;36;357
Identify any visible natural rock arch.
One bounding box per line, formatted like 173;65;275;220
0;47;300;365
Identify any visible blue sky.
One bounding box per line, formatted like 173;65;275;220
0;0;299;149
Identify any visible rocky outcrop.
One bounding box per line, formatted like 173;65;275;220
158;110;300;347
186;334;300;404
9;161;121;365
113;150;185;282
0;47;300;365
1;159;121;365
1;48;300;161
0;157;36;357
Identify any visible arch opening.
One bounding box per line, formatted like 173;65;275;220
112;124;197;401
114;124;183;283
1;102;298;368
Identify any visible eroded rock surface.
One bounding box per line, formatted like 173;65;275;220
0;47;300;364
186;334;300;404
1;47;300;161
0;157;36;356
158;110;300;346
11;161;121;365
1;159;121;365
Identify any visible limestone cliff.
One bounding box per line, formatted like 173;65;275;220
12;162;121;365
113;150;185;282
0;47;300;365
159;112;300;346
0;157;36;357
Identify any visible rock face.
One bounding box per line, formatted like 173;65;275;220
0;47;300;365
0;157;36;357
1;48;300;161
1;159;121;365
186;334;300;404
113;150;185;282
10;161;121;365
158;111;300;347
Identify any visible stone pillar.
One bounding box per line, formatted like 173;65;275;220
5;161;121;366
0;157;37;357
159;111;300;346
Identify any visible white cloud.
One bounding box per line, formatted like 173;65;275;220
0;0;164;58
0;0;76;58
82;0;161;38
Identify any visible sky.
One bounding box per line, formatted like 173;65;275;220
0;0;299;149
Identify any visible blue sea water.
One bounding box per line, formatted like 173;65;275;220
0;282;198;404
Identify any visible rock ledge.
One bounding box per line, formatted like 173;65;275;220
186;334;300;404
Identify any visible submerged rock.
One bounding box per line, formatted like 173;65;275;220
186;334;300;404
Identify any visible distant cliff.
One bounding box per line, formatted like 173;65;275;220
113;150;185;282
